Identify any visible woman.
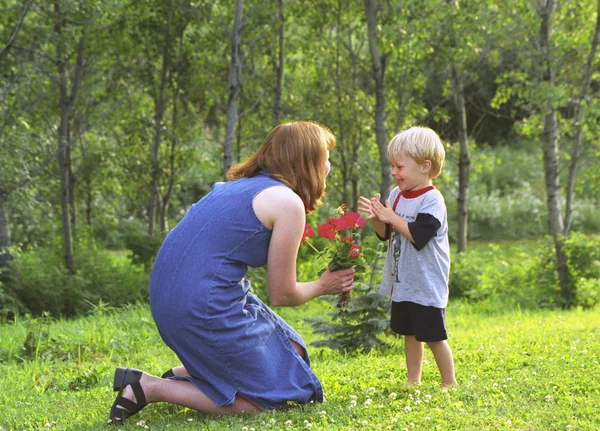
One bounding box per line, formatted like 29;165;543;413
109;121;355;422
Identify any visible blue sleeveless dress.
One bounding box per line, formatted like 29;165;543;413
149;171;323;410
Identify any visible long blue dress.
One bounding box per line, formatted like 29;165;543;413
149;171;323;410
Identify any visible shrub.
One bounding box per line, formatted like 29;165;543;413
575;277;600;310
451;234;600;310
4;237;148;317
121;219;163;269
533;233;600;308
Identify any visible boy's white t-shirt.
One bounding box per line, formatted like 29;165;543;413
379;186;451;308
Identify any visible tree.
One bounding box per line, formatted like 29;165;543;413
272;0;284;126
445;0;471;254
364;0;391;199
224;0;244;175
0;0;33;277
491;0;600;306
564;0;600;234
52;0;89;272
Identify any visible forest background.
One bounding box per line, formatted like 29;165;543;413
1;0;600;320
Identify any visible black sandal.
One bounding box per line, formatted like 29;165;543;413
161;368;175;379
109;367;147;424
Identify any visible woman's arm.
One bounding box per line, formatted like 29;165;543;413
253;186;355;307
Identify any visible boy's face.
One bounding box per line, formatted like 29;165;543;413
389;153;432;192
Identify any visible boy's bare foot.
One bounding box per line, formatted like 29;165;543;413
401;381;421;390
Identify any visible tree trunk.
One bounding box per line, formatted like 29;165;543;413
79;142;93;228
273;0;284;126
67;140;77;229
224;0;244;176
450;63;470;254
57;112;74;273
53;0;86;273
538;0;571;306
0;189;13;272
564;0;600;235
159;94;178;236
148;0;173;236
364;0;390;200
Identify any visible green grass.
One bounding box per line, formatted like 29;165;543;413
1;300;599;430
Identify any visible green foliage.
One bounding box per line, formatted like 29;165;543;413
308;243;391;353
439;141;599;241
3;237;148;318
122;219;163;269
449;234;600;310
310;286;392;353
534;233;600;309
575;277;600;310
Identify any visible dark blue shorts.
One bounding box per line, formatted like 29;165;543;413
390;301;447;342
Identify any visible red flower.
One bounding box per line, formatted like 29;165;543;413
302;224;315;243
318;219;337;240
341;237;354;243
339;211;365;229
349;243;361;258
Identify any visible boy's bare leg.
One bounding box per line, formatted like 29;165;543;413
426;340;456;387
404;335;424;385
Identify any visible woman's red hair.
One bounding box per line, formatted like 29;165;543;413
227;121;336;214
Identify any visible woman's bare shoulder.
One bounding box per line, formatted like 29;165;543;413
253;186;304;229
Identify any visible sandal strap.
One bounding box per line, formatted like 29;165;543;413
130;381;147;406
114;395;139;413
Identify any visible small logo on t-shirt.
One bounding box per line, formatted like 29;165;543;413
398;213;415;221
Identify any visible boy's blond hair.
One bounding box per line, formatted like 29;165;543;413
387;127;445;178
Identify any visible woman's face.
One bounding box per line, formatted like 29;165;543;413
325;151;331;177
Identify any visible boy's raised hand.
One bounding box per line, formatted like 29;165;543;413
370;198;396;224
358;194;380;220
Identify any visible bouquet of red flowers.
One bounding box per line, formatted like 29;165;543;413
302;204;367;308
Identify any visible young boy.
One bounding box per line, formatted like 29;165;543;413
358;126;456;387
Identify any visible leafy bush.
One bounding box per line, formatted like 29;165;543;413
0;256;25;319
3;237;148;317
449;234;600;310
533;233;600;309
121;219;163;269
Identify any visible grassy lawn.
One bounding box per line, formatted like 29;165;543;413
1;299;599;431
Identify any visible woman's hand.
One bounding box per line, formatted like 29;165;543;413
318;267;355;296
